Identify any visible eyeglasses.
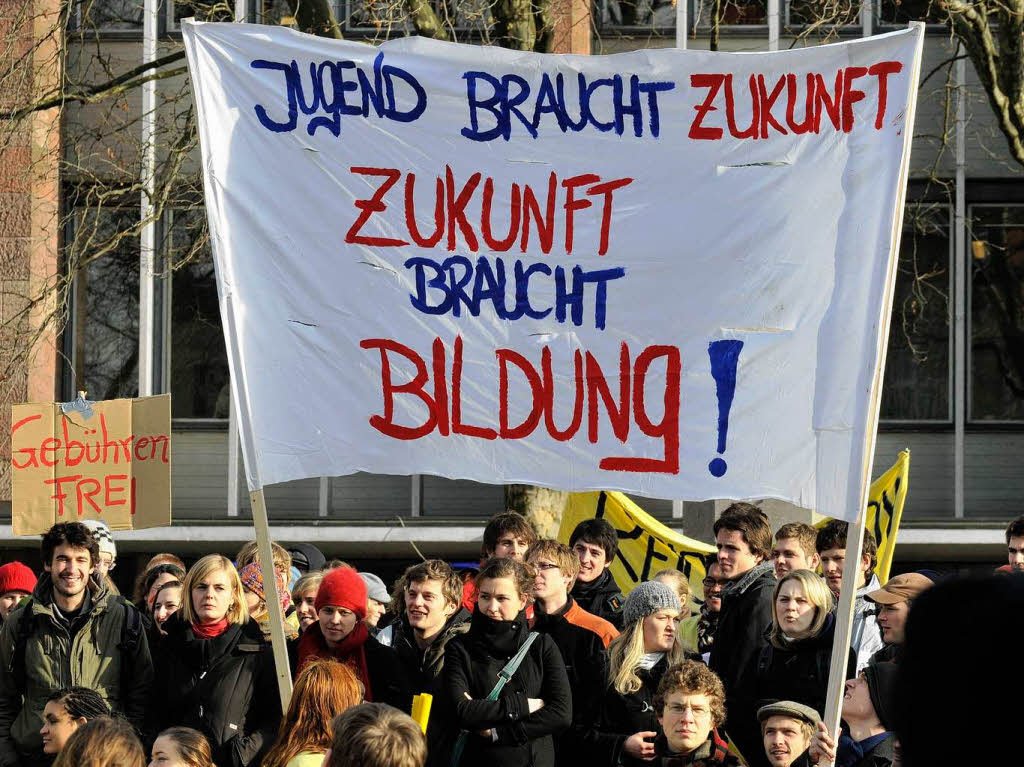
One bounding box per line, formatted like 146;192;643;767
702;578;724;588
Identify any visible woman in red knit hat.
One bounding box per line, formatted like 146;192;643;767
297;567;411;712
0;561;37;622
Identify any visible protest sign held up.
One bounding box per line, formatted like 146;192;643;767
183;23;923;530
10;394;172;535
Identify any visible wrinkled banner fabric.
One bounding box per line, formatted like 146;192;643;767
182;23;923;521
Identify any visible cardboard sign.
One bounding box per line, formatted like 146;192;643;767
10;395;172;535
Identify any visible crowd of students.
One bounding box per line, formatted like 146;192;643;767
0;508;1020;767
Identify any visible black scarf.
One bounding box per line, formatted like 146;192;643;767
468;605;529;658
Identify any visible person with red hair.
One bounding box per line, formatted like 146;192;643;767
296;567;410;711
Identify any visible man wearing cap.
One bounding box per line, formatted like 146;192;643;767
865;573;934;665
359;572;390;633
758;702;819;767
0;563;36;624
808;663;898;767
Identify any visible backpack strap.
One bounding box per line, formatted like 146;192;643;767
9;599;35;695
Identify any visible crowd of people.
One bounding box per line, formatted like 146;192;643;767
0;508;1020;767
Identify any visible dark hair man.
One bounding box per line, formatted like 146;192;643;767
772;523;820;579
460;511;539;614
527;540;617;764
815;520;881;673
1006;515;1024;572
865;572;934;665
0;522;153;767
653;661;740;765
757;701;819;767
697;559;725;655
568;518;624;629
708;503;775;767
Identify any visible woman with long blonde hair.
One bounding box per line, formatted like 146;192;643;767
754;569;857;716
147;555;280;767
599;581;687;767
261;659;363;767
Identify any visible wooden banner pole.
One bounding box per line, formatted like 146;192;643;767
251;488;294;710
818;22;925;765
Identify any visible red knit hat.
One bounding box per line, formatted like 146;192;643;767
0;562;37;596
314;567;367;619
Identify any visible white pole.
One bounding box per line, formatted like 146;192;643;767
675;0;687;49
319;476;330;518
767;0;778;51
411;474;423;517
139;0;158;397
954;51;966;519
820;22;926;760
861;0;873;38
228;392;240;517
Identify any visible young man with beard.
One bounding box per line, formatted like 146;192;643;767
815;521;881;673
757;702;819;767
569;518;625;629
653;660;740;766
707;503;775;767
0;522;153;767
526;540;617;764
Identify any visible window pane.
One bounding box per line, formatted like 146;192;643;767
72;208;140;400
166;210;230;419
880;203;951;421
599;0;678;28
76;0;143;30
695;0;766;27
970;206;1024;421
877;0;943;26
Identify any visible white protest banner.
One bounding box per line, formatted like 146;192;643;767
183;23;922;522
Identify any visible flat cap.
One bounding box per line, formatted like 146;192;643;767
865;572;934;605
757;701;821;728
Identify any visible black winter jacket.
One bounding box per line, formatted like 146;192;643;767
385;607;471;695
571;569;624;630
708;562;775;767
437;608;571;767
754;613;857;717
597;654;670;767
148;615;282;767
532;599;609;764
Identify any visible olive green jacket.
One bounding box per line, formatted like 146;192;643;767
0;574;153;766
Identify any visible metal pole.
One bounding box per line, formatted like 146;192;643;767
139;0;158;397
861;0;873;38
767;0;778;51
675;0;687;49
954;51;966;519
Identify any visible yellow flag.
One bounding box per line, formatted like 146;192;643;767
558;491;716;603
817;449;910;585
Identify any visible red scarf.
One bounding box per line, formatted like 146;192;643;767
297;621;373;701
192;617;230;639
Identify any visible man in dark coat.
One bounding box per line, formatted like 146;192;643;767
707;503;775;767
527;540;617;765
808;663;898;767
569;518;625;629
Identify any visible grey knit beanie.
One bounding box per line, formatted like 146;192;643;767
622;581;682;627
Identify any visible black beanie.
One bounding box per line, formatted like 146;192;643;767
863;662;898;731
287;543;327;573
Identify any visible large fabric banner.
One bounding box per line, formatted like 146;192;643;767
183;23;923;519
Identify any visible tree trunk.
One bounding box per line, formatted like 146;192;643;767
505;484;569;539
493;0;537;51
287;0;344;38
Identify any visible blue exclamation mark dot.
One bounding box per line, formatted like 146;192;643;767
707;339;744;477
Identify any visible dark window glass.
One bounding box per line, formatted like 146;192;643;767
165;209;230;419
880;204;951;421
877;0;943;26
786;0;858;28
970;206;1024;421
76;0;143;29
70;208;140;400
598;0;678;28
694;0;766;27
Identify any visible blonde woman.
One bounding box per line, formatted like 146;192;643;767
754;569;857;716
147;555;280;767
291;571;325;633
652;568;699;654
598;581;687;767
